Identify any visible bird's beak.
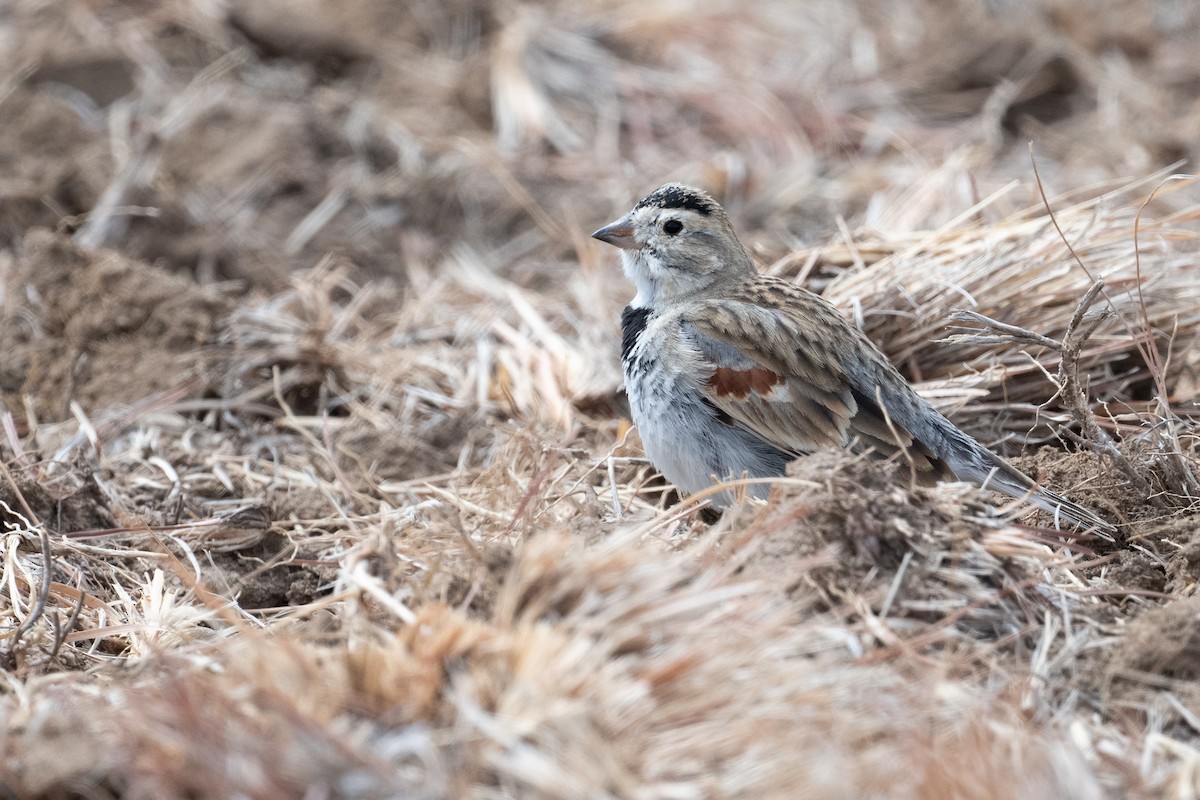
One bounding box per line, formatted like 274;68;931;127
591;215;639;250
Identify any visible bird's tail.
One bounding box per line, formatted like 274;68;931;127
978;453;1115;535
868;373;1114;534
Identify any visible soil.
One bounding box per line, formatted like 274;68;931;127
2;230;228;424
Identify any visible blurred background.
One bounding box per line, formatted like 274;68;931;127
4;0;1198;284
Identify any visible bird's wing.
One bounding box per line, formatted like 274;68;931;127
682;294;946;474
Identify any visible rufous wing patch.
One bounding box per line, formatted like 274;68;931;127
706;366;785;398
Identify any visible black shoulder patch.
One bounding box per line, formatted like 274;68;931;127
620;305;651;362
635;184;716;216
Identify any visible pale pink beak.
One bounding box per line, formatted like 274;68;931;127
591;215;639;250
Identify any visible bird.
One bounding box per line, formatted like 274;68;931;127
592;183;1113;533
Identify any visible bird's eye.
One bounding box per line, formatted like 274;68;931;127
662;219;684;235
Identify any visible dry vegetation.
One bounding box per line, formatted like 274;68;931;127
2;1;1200;797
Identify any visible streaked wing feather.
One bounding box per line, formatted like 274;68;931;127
846;387;949;477
685;301;945;475
684;311;854;456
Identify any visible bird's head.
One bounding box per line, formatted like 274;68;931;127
592;184;754;306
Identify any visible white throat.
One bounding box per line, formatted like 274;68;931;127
622;250;661;308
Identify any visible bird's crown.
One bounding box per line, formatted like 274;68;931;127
634;183;722;217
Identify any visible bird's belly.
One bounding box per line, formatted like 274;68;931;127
626;360;790;506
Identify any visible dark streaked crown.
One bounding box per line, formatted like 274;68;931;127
633;183;721;217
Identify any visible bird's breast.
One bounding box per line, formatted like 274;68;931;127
618;307;791;502
621;307;708;399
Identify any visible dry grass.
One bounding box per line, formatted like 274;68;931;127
2;1;1200;798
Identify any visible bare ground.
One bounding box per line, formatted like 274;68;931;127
1;1;1200;798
